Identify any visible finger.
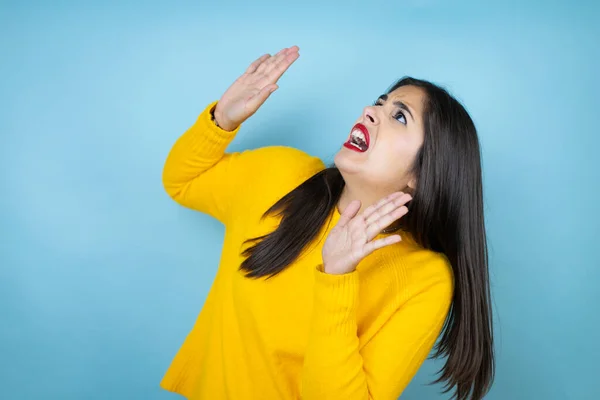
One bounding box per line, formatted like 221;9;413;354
265;50;300;84
365;204;409;241
364;192;411;225
363;234;402;257
264;47;299;76
255;47;289;75
246;84;279;111
337;200;361;228
245;53;271;74
263;46;298;75
362;192;404;223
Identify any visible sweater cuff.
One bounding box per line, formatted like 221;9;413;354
312;265;360;335
187;101;241;157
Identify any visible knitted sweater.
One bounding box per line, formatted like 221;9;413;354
160;101;454;399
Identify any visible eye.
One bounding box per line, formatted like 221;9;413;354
393;110;407;125
373;99;407;125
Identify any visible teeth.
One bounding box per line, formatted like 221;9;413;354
352;129;366;142
349;128;368;151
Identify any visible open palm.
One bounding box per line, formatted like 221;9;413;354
213;46;300;131
322;192;412;275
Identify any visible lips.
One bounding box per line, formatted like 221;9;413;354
343;123;370;152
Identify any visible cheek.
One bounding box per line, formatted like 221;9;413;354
363;139;413;184
379;137;415;172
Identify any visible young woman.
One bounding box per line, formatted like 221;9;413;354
160;45;494;400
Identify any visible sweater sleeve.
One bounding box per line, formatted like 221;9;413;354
161;101;325;226
301;259;453;400
161;100;242;225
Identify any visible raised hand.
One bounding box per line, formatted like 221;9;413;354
322;192;412;275
213;46;300;131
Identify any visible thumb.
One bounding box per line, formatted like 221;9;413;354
246;84;278;111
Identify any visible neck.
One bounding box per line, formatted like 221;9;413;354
336;178;411;234
337;181;387;216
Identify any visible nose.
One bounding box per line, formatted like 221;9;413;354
363;105;379;125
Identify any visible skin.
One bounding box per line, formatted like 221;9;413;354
213;45;421;275
334;85;426;216
322;86;427;274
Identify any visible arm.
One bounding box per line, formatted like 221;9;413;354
161;100;243;225
162;101;325;225
301;258;453;400
162;46;306;225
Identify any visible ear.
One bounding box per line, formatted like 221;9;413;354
407;177;417;191
401;179;416;196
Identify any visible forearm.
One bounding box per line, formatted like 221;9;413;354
302;266;371;399
162;101;240;198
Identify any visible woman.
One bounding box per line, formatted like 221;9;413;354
160;45;494;400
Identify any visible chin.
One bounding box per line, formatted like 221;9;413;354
333;147;365;175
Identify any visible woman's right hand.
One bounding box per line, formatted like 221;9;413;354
213;46;300;131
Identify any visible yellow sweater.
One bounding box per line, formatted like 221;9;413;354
160;101;454;400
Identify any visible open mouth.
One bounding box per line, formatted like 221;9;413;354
343;123;370;152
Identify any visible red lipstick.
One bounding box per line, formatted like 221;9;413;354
343;123;370;152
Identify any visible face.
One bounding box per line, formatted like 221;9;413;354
334;85;427;194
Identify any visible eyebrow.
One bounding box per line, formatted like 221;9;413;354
378;94;415;122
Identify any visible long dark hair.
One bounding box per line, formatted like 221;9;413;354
240;77;494;400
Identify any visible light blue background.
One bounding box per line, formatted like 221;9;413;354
1;0;598;399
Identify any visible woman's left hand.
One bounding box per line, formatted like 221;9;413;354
322;191;412;275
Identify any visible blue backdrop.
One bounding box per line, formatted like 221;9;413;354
1;1;598;399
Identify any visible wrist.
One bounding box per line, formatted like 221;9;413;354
211;107;237;132
323;263;354;275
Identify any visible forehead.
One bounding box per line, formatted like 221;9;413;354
385;85;427;119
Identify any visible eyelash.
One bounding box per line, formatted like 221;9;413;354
373;101;407;125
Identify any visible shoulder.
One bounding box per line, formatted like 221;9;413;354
239;145;325;178
238;145;326;191
378;240;454;304
233;145;327;214
405;249;453;297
